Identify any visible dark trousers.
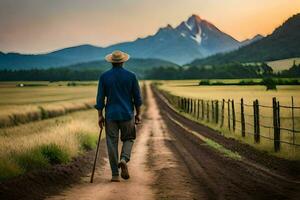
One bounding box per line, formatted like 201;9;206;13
105;118;135;176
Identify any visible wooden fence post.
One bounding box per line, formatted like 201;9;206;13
221;99;225;127
194;99;197;117
190;99;193;114
197;100;200;119
212;100;215;122
277;100;281;149
253;100;258;143
241;98;245;137
255;99;260;143
193;99;195;115
232;99;236;131
207;101;210;122
273;98;280;152
216;100;219;124
202;100;205;120
227;99;231;130
188;98;190;113
292;96;295;144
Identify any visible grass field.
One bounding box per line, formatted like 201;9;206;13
0;81;146;180
267;57;300;72
158;80;300;106
0;110;99;180
158;80;300;159
0;82;97;127
0;82;99;180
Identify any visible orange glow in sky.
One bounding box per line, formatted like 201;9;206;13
0;0;299;53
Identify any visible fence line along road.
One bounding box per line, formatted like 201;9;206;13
159;89;300;152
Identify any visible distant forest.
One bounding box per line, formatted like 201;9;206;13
0;62;299;81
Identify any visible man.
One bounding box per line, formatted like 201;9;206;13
95;50;142;182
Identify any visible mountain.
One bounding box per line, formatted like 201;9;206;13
190;13;300;66
105;14;240;64
47;44;104;63
0;14;244;69
0;51;71;69
241;34;264;46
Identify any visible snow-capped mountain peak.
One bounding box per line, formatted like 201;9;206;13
176;15;204;45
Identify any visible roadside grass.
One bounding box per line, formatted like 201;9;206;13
0;110;101;180
178;109;300;160
167;113;242;160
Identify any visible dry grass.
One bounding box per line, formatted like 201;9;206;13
0;81;145;179
158;80;300;106
0;83;97;127
0;110;100;180
267;57;300;72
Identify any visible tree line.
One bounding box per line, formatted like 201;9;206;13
0;62;299;81
145;62;274;79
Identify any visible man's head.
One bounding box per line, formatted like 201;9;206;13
105;50;130;66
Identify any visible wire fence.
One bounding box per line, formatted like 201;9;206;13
159;89;300;152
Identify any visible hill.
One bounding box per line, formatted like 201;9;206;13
189;13;300;66
65;58;178;78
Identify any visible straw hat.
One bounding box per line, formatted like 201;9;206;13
105;50;130;63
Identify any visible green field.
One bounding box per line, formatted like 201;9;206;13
158;80;300;159
0;82;99;180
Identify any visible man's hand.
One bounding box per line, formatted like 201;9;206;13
135;114;141;125
98;115;105;129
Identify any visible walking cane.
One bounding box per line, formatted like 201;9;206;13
90;127;103;183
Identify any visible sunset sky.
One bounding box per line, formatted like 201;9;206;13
1;0;300;54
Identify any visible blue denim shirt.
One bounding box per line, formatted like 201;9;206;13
95;67;142;121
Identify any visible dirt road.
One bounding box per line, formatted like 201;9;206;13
2;82;300;200
45;82;300;200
